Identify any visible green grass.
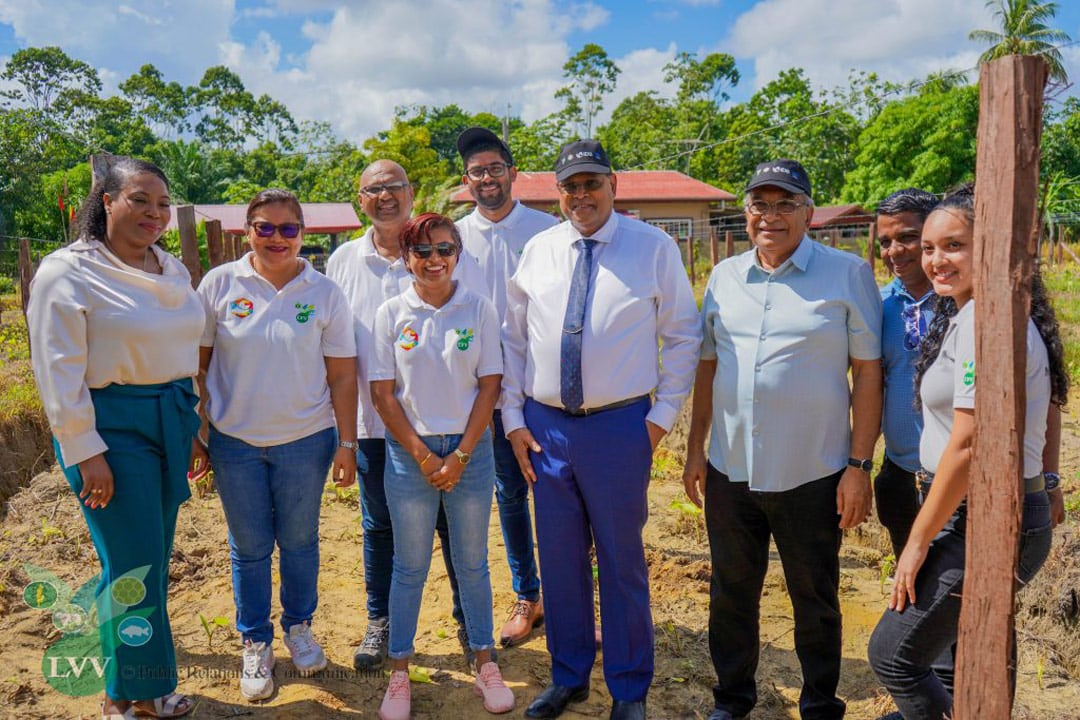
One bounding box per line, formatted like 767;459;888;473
1043;262;1080;387
0;296;41;423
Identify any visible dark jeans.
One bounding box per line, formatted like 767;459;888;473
867;489;1053;720
357;438;451;620
874;457;921;557
704;466;846;720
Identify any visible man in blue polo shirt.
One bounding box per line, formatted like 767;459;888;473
683;159;882;720
874;187;938;555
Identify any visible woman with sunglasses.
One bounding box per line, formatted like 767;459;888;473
867;185;1068;719
190;188;358;701
369;213;514;719
28;156;201;720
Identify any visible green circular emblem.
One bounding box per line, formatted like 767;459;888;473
24;581;58;609
110;576;146;606
52;604;90;634
41;632;107;697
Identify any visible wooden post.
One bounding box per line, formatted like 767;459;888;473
830;229;838;248
329;232;340;252
956;54;1047;720
233;234;245;259
867;221;877;273
709;228;719;266
17;239;34;340
176;205;202;289
725;230;734;258
685;236;696;284
206;219;224;269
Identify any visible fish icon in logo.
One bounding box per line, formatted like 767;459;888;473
230;298;254;318
117;617;153;647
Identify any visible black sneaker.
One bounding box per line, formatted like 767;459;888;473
353;616;389;669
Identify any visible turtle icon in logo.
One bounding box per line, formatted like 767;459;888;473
117;616;153;647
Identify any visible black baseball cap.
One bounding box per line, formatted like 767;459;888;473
554;139;612;182
746;159;812;197
456;127;513;166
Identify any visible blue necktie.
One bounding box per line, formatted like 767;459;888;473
561;238;596;413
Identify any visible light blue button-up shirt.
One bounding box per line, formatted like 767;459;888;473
880;278;935;473
700;237;883;491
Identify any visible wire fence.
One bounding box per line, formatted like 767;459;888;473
0;236;65;290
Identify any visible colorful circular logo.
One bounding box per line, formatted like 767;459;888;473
52;604;89;634
397;326;419;351
230;298;254;318
111;577;146;607
24;581;58;609
116;616;153;647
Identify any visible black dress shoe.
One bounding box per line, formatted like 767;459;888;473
707;709;735;720
610;699;646;720
524;683;590;719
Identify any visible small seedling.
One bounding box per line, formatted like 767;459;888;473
198;613;230;648
39;519;65;544
879;554;897;595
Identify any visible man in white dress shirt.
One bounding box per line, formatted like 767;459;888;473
502;139;701;720
455;127;557;648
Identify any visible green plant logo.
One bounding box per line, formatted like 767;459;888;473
295;303;315;323
24;580;58;609
962;360;976;387
111;576;146;606
455;328;474;351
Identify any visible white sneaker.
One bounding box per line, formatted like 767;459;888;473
284;622;328;676
240;639;275;701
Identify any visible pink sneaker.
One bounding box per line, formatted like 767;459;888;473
379;670;411;720
473;661;515;714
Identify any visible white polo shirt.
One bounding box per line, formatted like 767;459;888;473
198;253;356;447
456;201;559;319
501;212;701;433
369;283;502;436
27;239;204;465
325;227;487;439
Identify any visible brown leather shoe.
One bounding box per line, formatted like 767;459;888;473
499;598;544;646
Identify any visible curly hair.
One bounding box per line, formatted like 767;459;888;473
914;183;1069;408
72;155;169;243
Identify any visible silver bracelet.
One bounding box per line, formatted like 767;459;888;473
1044;471;1061;491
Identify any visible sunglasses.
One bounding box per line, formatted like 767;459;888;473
557;178;606;195
409;242;458;259
251;221;302;239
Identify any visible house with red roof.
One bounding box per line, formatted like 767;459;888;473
451;170;736;240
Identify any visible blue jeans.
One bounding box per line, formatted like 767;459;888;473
357;439;453;621
868;489;1053;720
209;425;335;644
384;430;496;659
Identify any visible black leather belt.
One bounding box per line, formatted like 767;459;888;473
915;468;1045;496
558;394;649;417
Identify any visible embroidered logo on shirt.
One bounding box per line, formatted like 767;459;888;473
295;303;315;324
962;360;976;387
229;298;254;318
398;326;419;351
454;328;475;350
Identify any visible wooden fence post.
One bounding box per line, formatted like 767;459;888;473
685;236;696;285
956;54;1047;720
206;219;224;269
867;221;877;273
725;230;734;258
18;239;34;322
232;234;245;259
830;229;839;248
176;205;202;289
709;228;719;266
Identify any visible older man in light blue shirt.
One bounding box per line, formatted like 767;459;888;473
683;159;882;720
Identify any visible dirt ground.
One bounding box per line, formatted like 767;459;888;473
0;406;1078;720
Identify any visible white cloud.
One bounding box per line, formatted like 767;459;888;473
725;0;993;93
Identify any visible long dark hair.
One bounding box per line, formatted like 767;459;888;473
914;184;1069;408
73;155;170;244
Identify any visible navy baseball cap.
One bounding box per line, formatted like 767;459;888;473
554;139;612;182
746;159;812;198
456;127;513;166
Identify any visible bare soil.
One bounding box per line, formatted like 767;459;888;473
0;406;1077;719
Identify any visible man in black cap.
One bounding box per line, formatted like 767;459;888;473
681;159;882;720
454;127;557;650
501;138;701;720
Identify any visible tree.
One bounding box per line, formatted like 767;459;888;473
664;52;739;105
0;46;101;111
363;120;452;214
555;44;621;138
119;64;191;138
969;0;1071;83
598;91;678;170
508;113;571;172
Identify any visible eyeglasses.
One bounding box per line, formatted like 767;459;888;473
901;302;926;351
746;199;807;216
557;178;606;195
360;181;410;197
251;221;302;239
466;163;509;180
409;242;458;259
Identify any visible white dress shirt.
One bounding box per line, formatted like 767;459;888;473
370;284;502;436
198;253;356;446
326;227;487;439
456;201;559;319
27;239;204;466
501;212;701;433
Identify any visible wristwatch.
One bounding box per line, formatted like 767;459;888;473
453;448;472;465
1044;471;1061;491
848;457;873;473
339;440;359;451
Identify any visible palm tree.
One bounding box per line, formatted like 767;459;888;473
969;0;1072;83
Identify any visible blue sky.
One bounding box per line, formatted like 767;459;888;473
2;0;1079;141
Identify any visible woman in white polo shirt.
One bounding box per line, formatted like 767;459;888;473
190;188;358;701
868;185;1069;719
369;213;514;719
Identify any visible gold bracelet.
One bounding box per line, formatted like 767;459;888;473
418;451;433;468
